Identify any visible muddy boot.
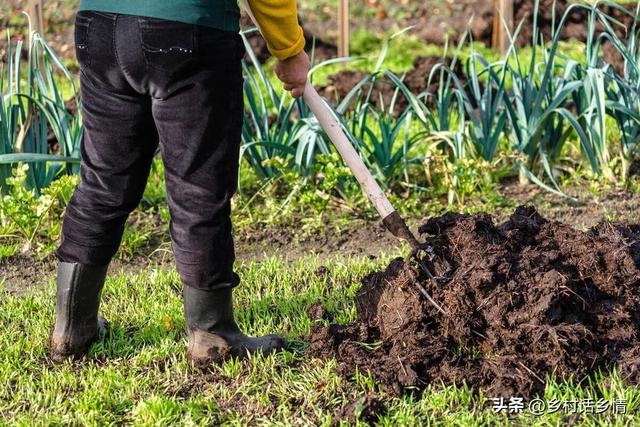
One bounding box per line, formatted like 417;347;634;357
184;286;285;367
49;262;110;362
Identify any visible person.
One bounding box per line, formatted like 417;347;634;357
48;0;311;366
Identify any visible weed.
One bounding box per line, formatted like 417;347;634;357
0;163;77;254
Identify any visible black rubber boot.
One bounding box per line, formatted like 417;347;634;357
49;262;110;362
184;286;285;366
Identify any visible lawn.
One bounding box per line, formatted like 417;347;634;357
1;253;638;425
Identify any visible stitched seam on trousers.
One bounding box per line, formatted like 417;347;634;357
75;16;93;70
136;17;152;73
112;15;120;74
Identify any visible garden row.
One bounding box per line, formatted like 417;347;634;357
1;0;639;208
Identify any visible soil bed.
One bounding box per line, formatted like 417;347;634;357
308;206;640;398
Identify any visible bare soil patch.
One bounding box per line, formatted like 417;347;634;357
308;206;640;398
3;186;640;296
0;252;58;295
317;56;468;111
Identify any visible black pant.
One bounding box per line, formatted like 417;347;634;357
55;11;245;290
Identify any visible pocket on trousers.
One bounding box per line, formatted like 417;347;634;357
74;12;93;70
138;17;194;73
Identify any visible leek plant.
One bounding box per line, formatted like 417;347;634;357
239;54;297;181
606;73;640;178
500;0;599;195
418;47;468;161
239;28;333;183
0;30;81;196
344;79;426;186
597;1;640;178
333;65;429;186
458;49;508;162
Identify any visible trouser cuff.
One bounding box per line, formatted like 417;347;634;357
180;271;241;291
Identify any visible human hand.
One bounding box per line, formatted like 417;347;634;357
274;50;311;98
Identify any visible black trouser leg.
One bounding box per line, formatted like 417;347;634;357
151;45;244;290
55;86;158;264
55;14;159;265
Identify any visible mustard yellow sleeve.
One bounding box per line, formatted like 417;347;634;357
248;0;306;60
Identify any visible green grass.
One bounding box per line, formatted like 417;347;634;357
0;254;638;425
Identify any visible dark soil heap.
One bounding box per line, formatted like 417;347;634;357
308;206;640;398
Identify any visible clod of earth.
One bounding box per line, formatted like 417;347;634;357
308;206;640;398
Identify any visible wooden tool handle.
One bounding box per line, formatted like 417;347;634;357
302;82;396;218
